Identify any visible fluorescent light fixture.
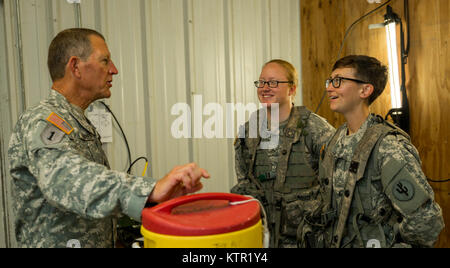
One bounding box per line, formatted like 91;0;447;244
385;21;402;109
382;4;410;133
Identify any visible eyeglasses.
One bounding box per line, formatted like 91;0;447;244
254;80;291;88
325;77;370;88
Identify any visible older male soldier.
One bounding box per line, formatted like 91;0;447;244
8;28;210;248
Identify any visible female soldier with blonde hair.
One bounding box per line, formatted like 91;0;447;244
231;59;335;247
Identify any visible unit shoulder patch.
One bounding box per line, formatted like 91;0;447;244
40;124;65;145
393;179;415;201
46;112;73;135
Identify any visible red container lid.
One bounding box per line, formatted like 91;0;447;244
141;193;260;236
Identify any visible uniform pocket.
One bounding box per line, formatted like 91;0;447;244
281;182;321;236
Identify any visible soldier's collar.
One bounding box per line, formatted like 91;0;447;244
70;103;86;118
49;90;97;135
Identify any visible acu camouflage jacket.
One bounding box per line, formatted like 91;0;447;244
8;90;156;248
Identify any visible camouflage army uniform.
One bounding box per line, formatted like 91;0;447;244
8;90;156;248
231;106;335;247
299;114;444;248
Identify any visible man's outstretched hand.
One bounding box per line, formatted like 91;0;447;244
147;163;210;203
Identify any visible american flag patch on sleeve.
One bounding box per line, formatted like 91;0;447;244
46;112;74;135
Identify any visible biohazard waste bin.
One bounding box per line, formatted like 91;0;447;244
141;193;262;248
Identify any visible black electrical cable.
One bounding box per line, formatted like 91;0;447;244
99;101;132;173
427;178;450;183
100;102;149;247
403;0;410;59
127;156;148;174
336;0;393;61
315;0;393;113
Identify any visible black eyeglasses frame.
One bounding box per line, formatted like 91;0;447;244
325;77;370;88
254;80;292;88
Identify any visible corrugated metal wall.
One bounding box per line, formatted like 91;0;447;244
0;0;301;247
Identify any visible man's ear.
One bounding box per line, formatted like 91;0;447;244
67;56;81;78
360;84;374;100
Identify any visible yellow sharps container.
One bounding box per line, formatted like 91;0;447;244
141;193;262;248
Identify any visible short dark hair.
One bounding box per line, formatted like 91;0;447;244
47;28;105;82
332;55;388;105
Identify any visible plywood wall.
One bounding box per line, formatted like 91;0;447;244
301;0;449;248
